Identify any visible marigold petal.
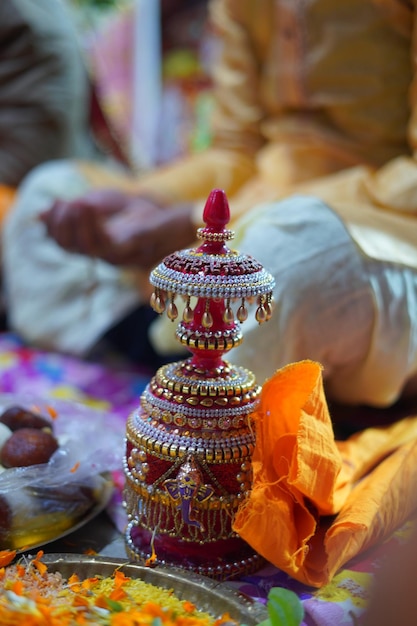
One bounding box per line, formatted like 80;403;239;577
16;564;25;577
12;579;23;595
69;573;80;584
73;594;89;607
183;601;196;613
33;560;48;576
0;550;16;567
110;587;127;601
83;548;97;556
47;406;58;419
143;601;165;617
94;594;109;609
70;462;80;473
114;570;130;587
214;612;236;625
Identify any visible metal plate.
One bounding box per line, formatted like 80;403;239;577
41;554;268;625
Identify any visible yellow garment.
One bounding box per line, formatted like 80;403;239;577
0;186;16;224
233;361;417;587
80;0;417;268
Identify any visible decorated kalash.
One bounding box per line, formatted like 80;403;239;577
124;189;275;581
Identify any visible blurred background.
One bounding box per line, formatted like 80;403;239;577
67;0;215;171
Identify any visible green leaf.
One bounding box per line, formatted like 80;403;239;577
265;587;304;626
105;598;123;612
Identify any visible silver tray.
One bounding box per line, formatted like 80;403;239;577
41;554;268;625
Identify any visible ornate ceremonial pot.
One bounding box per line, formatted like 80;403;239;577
124;189;275;580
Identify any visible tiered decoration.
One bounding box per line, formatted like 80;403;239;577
124;189;275;580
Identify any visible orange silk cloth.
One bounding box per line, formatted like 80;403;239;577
233;361;417;587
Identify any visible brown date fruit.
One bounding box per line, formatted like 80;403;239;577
0;405;52;432
0;428;58;468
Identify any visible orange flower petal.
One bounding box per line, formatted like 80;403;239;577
16;564;25;577
33;560;48;576
46;406;58;419
12;580;23;595
0;550;16;567
109;587;127;601
114;570;130;587
94;595;109;609
73;594;89;607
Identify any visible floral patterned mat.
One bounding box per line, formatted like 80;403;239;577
0;332;149;421
0;331;411;625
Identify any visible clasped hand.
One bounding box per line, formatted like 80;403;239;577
39;189;196;269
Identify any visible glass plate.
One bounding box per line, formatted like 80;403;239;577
41;554;268;625
13;476;114;553
0;393;123;552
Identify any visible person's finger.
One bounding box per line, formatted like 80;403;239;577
38;199;63;227
73;203;110;256
81;188;131;214
101;209;156;265
41;200;75;249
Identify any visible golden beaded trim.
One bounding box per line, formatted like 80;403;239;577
142;393;260;415
145;390;260;411
126;420;255;464
175;327;243;350
141;396;254;429
154;363;258;398
196;227;234;242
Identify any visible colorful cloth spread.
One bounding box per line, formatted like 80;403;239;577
0;332;415;626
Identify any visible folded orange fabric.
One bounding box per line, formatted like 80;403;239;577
233;360;417;587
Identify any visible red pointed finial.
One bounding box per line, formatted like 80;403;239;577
202;189;230;231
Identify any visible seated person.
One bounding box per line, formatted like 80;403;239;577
2;0;417;409
0;0;96;193
0;0;100;327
